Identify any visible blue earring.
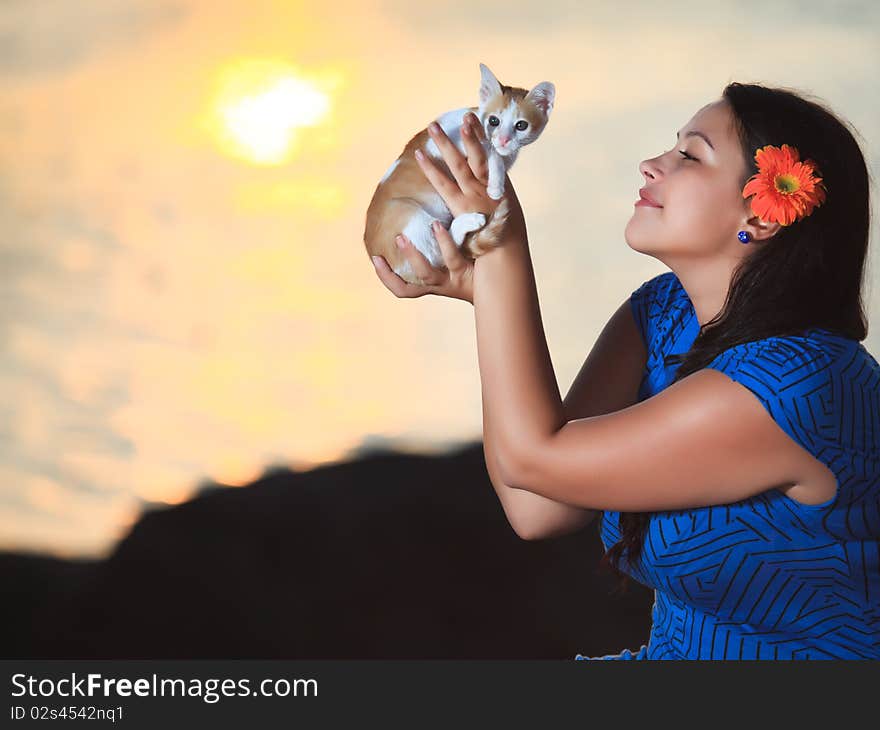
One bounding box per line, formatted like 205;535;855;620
737;230;751;244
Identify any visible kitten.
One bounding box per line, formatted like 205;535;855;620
363;63;555;285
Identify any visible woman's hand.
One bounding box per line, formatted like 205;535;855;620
371;223;475;304
416;113;524;227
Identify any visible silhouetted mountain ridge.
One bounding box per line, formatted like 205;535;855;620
2;442;652;658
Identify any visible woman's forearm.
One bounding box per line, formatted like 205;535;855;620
480;382;536;534
473;234;566;481
483;379;595;539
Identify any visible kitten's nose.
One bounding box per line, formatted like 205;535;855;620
498;135;510;147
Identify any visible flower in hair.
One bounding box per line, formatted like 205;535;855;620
741;143;827;226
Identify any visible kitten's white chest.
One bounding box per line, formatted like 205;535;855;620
423;108;471;159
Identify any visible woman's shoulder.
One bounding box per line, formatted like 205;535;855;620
631;270;680;308
713;328;877;380
706;331;879;459
629;271;689;349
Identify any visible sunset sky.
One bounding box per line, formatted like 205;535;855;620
2;0;878;558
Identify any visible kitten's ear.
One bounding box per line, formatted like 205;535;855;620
478;63;503;105
526;82;555;118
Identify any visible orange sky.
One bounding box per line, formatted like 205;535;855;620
1;0;877;558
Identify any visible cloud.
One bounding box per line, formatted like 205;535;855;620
379;0;879;33
0;0;188;76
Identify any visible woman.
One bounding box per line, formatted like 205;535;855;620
370;82;879;660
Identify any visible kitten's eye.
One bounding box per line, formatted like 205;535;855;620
488;116;500;127
515;120;528;131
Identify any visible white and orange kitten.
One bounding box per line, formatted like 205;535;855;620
364;63;555;285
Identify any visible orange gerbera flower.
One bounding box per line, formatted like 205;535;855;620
742;143;827;226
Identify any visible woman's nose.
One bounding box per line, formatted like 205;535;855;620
639;156;662;181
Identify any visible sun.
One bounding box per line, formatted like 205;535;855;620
208;59;332;165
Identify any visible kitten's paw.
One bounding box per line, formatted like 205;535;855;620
487;186;504;200
449;212;487;246
465;212;487;228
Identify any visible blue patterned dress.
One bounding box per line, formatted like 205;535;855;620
575;272;880;660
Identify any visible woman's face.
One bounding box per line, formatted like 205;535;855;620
625;99;751;260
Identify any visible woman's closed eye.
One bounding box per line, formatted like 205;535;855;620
678;149;698;162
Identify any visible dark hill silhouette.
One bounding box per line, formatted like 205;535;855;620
1;442;652;658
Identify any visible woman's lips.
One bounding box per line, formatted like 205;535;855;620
634;198;663;208
636;189;663;207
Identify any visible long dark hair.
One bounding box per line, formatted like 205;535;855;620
598;82;872;596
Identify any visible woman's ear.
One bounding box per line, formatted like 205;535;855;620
743;214;782;243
